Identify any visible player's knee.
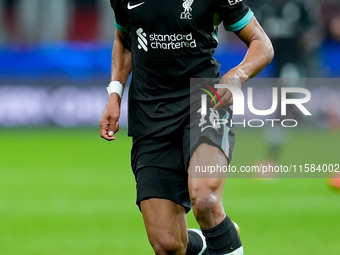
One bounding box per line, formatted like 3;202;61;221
191;188;224;222
151;237;186;255
192;194;219;216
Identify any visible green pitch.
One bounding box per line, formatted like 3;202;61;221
0;127;339;255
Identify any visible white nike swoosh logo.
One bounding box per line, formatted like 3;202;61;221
127;2;145;10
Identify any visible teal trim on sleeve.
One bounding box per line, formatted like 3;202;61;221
224;9;254;32
212;27;219;43
115;20;129;33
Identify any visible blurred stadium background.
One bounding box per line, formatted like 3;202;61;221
0;0;339;254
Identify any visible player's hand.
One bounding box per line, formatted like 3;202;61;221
212;75;242;109
100;93;121;141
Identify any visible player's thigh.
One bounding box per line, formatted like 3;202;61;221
140;198;187;252
189;142;227;194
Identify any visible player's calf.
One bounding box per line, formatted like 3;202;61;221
151;237;186;255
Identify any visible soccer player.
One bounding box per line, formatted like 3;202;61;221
100;0;274;254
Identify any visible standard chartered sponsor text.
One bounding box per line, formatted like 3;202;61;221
149;32;197;49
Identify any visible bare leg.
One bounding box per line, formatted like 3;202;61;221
188;143;228;229
188;143;242;255
141;198;188;255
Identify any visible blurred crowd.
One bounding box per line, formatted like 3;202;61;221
0;0;340;44
248;0;340;77
0;0;113;42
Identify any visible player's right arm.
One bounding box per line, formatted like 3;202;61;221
100;29;131;141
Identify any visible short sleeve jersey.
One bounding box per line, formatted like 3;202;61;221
110;0;253;136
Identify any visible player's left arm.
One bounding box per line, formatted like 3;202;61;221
214;17;274;108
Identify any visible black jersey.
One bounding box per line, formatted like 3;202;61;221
110;0;253;136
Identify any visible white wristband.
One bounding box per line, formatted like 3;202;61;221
106;81;124;98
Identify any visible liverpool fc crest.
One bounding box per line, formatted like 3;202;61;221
180;0;194;19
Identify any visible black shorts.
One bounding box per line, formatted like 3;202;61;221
131;105;235;212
